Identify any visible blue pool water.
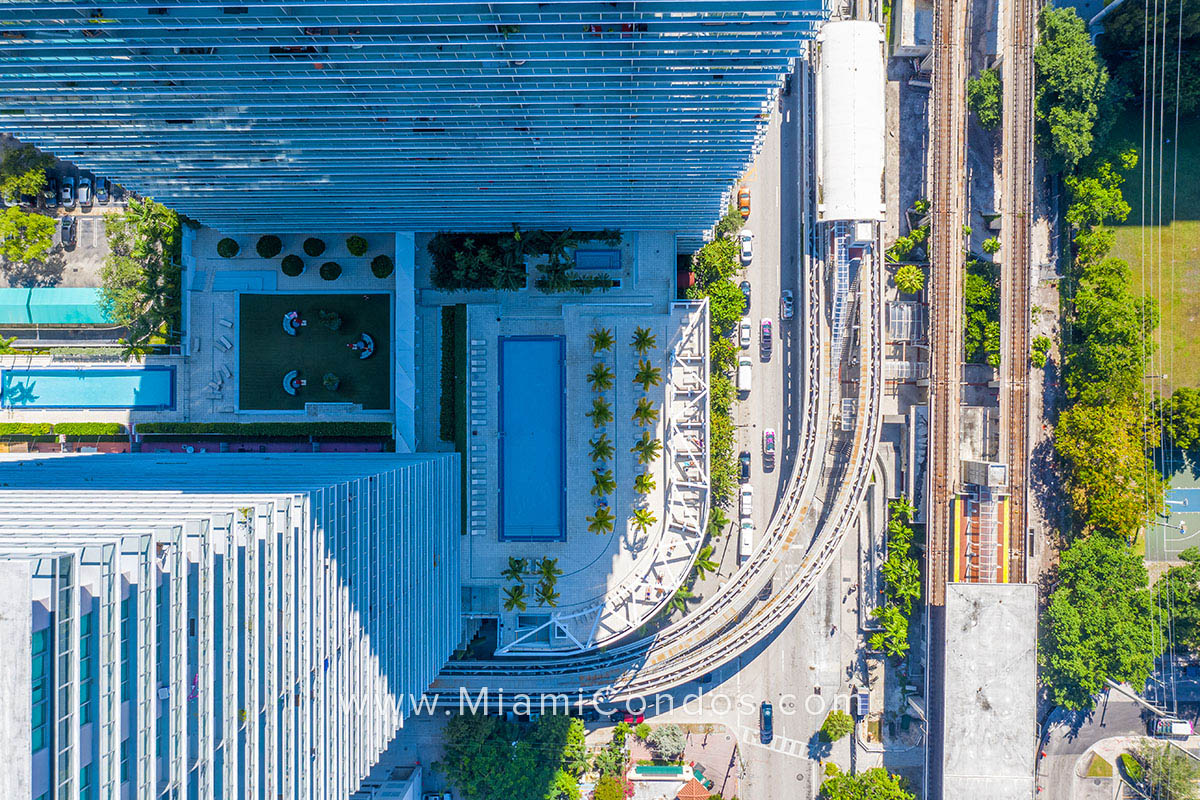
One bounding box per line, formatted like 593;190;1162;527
499;336;565;541
1;367;176;409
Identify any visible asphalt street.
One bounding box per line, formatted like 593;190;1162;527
1039;693;1146;800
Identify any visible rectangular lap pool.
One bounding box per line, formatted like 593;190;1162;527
1;366;176;409
499;336;565;541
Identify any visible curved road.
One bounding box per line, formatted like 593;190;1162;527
432;64;885;705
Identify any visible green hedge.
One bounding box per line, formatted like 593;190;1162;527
54;423;127;436
281;254;304;276
371;254;394;279
136;422;393;437
440;305;460;442
217;237;239;258
256;235;283;258
0;423;53;436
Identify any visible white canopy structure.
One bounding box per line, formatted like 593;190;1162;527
815;21;886;222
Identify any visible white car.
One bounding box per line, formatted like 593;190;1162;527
781;289;794;320
740;485;754;521
739;229;753;264
737;356;752;393
739;520;755;562
739;319;752;349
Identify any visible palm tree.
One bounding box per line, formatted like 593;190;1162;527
632;397;659;427
631;326;657;355
633;471;656;496
491;254;525;291
502;584;527;612
693;544;719;579
592;468;617;497
634;359;662;391
631;432;662;464
538;557;563;583
630;508;657;534
889;495;917;524
587;396;613;428
587;507;615;535
587;362;614;392
535;581;560;608
589;327;614;355
501;556;527;584
589;434;614;463
667;585;696;615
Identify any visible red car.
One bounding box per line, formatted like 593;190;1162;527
609;711;645;724
737;186;751;218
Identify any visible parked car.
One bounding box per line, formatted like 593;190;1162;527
739;280;752;314
77;177;92;209
581;708;600;722
781;289;794;320
42;177;58;208
94;177;109;204
60;215;76;247
739;229;753;264
760;318;773;355
609;711;644;724
739;319;752;349
739;485;753;521
739;520;754;562
737;185;751;218
762;429;776;461
739;451;751;483
60;175;75;208
737;356;752;393
760;701;774;743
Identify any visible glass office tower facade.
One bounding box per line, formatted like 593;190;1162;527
0;2;826;232
0;453;460;800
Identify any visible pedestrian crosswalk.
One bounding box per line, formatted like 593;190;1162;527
737;726;809;759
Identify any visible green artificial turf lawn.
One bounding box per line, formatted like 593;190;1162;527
1110;112;1200;392
238;293;391;411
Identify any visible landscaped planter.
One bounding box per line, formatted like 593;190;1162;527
319;261;342;281
281;254;304;276
217;237;240;258
256;235;283;258
303;237;326;257
346;235;369;256
371;254;394;278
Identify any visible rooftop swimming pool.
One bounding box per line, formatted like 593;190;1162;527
1;366;176;409
499;336;565;541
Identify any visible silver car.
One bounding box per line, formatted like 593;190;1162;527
780;289;794;320
60;176;75;209
77;177;92;209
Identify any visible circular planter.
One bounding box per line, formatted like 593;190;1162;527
256;235;282;258
371;254;394;278
303;237;326;257
281;254;304;277
217;237;239;258
346;235;369;256
319;261;342;281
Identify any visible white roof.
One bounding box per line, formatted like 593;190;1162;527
815;21;886;222
941;583;1037;800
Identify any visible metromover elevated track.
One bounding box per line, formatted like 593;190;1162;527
999;0;1035;584
925;0;969;607
435;165;885;702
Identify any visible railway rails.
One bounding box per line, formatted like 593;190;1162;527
1000;0;1035;585
925;0;970;607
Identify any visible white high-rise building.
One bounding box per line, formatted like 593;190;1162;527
0;453;460;800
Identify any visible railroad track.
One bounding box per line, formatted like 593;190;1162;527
926;0;970;606
1000;0;1035;584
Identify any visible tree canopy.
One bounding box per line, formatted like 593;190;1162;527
1034;7;1109;171
967;67;1002;129
894;263;925;294
436;714;585;800
646;723;687;760
820;765;915;800
1161;388;1200;450
0;143;53;203
1098;0;1200;118
0;206;56;265
1152;547;1200;654
100;198;182;352
1039;535;1156;708
1054;402;1163;538
1134;740;1200;800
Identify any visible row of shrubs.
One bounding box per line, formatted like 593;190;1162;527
0;422;127;437
135;421;393;437
217;235;394;279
